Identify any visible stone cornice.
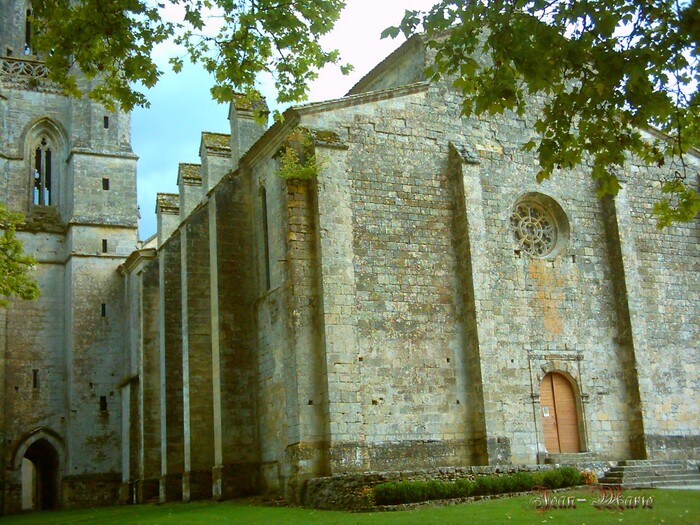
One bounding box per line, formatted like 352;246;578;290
67;147;138;162
119;247;158;275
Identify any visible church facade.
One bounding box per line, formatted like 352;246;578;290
1;0;699;513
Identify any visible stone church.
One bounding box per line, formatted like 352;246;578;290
1;0;699;514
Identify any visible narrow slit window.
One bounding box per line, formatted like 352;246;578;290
32;369;39;389
102;178;110;190
25;9;32;53
103;116;109;129
101;303;106;317
101;239;108;253
260;187;271;290
99;396;108;412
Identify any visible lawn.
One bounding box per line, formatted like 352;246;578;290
1;488;698;525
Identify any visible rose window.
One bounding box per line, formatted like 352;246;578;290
510;201;557;257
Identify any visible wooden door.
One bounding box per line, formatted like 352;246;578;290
540;372;581;453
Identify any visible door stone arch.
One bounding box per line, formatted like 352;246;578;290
12;428;64;511
539;372;582;453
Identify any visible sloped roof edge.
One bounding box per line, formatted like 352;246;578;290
346;34;424;96
200;131;231;154
239;81;429;168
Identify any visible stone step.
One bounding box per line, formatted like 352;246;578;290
618;459;688;467
599;458;700;488
602;473;700;483
605;471;699;478
543;452;598;464
601;471;699;478
604;478;700;488
607;464;682;471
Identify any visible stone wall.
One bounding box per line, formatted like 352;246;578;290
139;256;161;502
181;206;214;502
292;65;699;471
210;175;259;498
62;473;121;509
253;160;295;494
618;164;700;459
158;230;184;503
299;463;613;510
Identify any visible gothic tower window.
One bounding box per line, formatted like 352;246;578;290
33;137;53;205
24;118;66;212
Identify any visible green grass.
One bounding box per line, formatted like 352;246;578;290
1;489;698;525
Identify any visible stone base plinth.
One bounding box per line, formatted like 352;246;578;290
183;470;211;502
118;482;134;505
212;463;260;500
136;478;160;503
159;473;183;503
62;474;120;509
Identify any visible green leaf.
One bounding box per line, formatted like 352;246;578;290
381;26;401;39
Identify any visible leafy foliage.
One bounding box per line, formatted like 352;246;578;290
0;206;40;307
29;0;699;226
385;0;700;226
30;0;350;111
372;467;584;506
276;128;321;180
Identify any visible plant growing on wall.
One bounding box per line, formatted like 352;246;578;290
276;128;321;180
0;205;40;306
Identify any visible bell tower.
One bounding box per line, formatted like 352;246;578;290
0;0;32;56
0;0;138;514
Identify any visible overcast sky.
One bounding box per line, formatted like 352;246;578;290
132;0;435;239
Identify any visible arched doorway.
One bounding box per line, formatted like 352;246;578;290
540;372;581;453
21;439;59;510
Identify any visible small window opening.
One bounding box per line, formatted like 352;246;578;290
99;396;108;412
101;239;108;253
89;382;94;391
101;303;106;317
6;48;12;57
103;116;109;129
24;9;32;54
102;178;110;190
260;187;271;290
33;137;53;205
32;369;39;389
